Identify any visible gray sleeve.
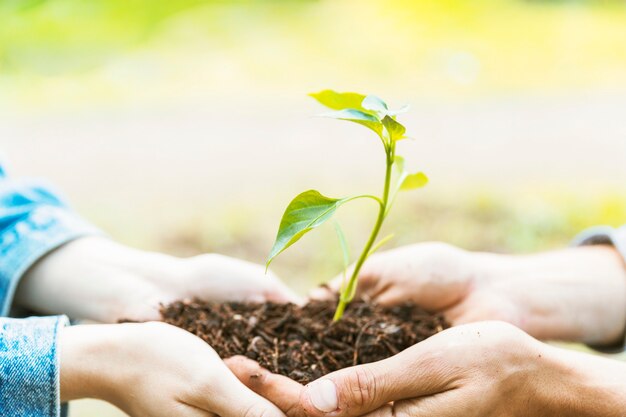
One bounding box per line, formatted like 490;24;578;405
572;225;626;261
573;225;626;352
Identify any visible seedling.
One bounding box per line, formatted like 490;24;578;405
266;90;428;321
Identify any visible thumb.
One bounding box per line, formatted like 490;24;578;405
299;341;448;417
299;356;411;417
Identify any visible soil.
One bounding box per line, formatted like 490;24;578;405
161;297;449;385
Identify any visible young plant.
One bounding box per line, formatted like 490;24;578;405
266;90;428;321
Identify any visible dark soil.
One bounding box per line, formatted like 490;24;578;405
161;298;449;385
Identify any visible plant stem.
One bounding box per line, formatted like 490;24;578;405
333;144;395;321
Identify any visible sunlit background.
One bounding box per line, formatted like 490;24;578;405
2;0;626;415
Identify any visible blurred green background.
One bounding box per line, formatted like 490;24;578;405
2;0;626;415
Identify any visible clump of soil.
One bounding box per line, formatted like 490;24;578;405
161;298;448;385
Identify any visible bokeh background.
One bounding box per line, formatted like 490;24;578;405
2;0;626;415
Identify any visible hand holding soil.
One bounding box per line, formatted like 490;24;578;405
227;321;626;417
313;242;626;346
17;236;299;323
59;322;286;417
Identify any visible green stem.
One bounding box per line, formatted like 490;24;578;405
333;144;395;321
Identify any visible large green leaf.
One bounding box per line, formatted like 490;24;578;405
321;108;383;137
382;115;406;142
267;190;348;267
309;90;367;111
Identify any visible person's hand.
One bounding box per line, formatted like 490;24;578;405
16;236;300;322
312;242;626;346
227;321;626;417
60;321;287;417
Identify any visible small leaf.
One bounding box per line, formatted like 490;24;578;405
334;222;350;294
267;190;349;267
361;95;388;113
400;172;429;190
393;155;405;173
367;233;394;257
309;90;367;111
321;109;383;137
382;115;406;142
386;104;410;116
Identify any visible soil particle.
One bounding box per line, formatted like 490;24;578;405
161;298;449;384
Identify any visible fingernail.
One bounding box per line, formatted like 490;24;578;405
307;379;338;413
309;287;331;300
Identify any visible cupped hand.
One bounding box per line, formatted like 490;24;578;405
60;321;288;417
227;321;626;417
144;252;302;316
17;237;301;322
311;242;626;345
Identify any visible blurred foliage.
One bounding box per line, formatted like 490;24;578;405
154;189;626;293
2;0;626;108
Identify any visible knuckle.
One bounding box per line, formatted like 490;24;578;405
190;369;219;395
242;403;280;417
342;366;380;409
242;403;258;417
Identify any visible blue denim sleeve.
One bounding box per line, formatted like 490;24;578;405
0;316;68;417
0;169;100;316
573;225;626;351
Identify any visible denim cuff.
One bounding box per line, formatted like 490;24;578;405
0;206;100;316
573;225;626;352
0;316;68;417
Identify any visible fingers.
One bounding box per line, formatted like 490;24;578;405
192;358;287;417
177;405;218;417
308;260;383;302
299;358;408;417
308;277;341;301
358;392;463;417
358;404;394;417
392;389;468;417
226;356;305;417
263;271;305;305
299;338;454;417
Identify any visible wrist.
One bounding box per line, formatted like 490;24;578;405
59;324;122;403
537;344;626;416
59;323;155;406
470;246;626;345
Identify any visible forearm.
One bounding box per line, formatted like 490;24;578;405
15;237;183;322
539;343;626;416
473;245;626;345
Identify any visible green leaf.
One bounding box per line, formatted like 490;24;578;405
386;104;410;116
400;172;429;190
321;109;383;137
334;222;350;271
362;95;388;113
382;115;406;142
267;190;348;268
334;221;350;294
309;90;367;111
367;233;394;257
393;155;406;173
